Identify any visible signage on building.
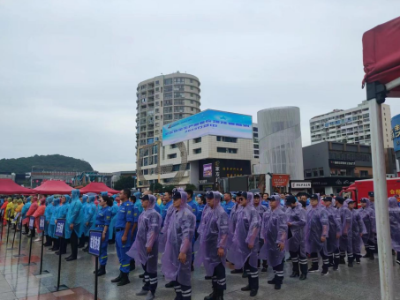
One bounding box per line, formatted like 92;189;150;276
291;181;312;189
272;174;290;187
162;109;252;146
310;177;362;187
203;163;212;178
391;114;400;152
329;160;356;167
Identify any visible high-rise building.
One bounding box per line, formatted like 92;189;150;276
310;100;393;148
135;72;201;188
252;123;259;159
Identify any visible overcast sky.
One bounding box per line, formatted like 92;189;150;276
1;1;400;172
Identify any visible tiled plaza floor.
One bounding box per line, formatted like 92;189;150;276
1;224;400;300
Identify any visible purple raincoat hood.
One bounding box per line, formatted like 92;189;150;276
343;199;354;208
389;197;399;209
361;197;371;208
148;194;157;209
246;192;254;206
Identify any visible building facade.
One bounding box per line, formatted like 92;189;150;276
136;72;201;147
310;100;393;148
255;107;304;193
303;141;373;195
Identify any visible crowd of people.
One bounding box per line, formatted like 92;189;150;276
1;188;400;300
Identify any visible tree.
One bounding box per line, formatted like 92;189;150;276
150;182;163;193
114;176;136;190
185;184;198;191
163;185;175;193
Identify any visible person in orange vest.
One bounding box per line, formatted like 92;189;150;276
33;197;47;242
26;196;39;238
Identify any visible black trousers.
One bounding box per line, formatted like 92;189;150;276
142;264;157;294
290;250;307;274
70;231;78;258
311;250;329;269
211;263;226;291
244;258;258;291
24;224;29;234
174;280;191;299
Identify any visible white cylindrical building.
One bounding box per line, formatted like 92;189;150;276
257;107;304;193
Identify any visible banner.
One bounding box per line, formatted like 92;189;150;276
272;174;290;187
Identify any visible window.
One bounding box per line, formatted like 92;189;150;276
217;147;237;154
174;106;185;112
253;127;258;132
155;108;159;113
168;154;177;159
155;87;159;92
172;164;180;172
174;99;184;105
194;137;201;143
164;78;172;85
193;148;201;154
190;79;193;83
174;77;185;83
170;144;177;149
254;150;259;155
216;136;237;143
313;170;318;177
164;100;173;106
164;114;173;121
164;86;172;92
319;169;324;176
164;107;172;113
174;92;185;98
164;92;173;99
360;170;368;177
155;80;159;85
190;86;193;90
191;107;194;111
305;170;312;178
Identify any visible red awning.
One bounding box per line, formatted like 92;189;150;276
79;182;119;195
0;179;35;195
362;16;400;93
33;180;73;195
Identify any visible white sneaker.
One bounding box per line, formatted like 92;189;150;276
34;238;42;242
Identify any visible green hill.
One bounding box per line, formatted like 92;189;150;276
0;155;94;173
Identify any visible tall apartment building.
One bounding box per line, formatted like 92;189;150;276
253;123;259;159
310;100;393;148
135;72;201;188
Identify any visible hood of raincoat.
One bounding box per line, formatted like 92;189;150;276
17;199;23;204
101;192;108;197
246;192;254;206
148;194;157;209
389;197;399;209
53;198;60;206
361;197;371;208
88;195;96;203
63;195;71;203
26;197;31;203
71;189;80;201
82;195;88;203
343;199;354;208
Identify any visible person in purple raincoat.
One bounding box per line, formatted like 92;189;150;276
306;194;330;275
161;189;196;300
359;198;376;260
335;197;353;266
194;191;228;300
285;196;307;280
323;196;341;270
388;197;400;265
347;199;367;264
259;195;287;290
228;191;260;297
227;200;244;275
127;194;161;300
253;193;268;272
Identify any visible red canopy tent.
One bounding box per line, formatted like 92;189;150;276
33;180;73;195
0;179;34;195
363;16;400;95
79;182;119;195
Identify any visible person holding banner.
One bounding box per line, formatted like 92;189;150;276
127;194;161;300
21;197;31;234
65;189;83;262
26;196;39;238
93;194;112;276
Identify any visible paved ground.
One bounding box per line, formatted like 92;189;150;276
1;225;400;300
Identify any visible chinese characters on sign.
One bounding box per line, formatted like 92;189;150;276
39;216;45;231
29;216;35;230
272;174;290;187
89;230;102;257
55;219;66;238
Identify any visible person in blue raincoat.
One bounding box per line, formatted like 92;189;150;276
48;197;61;251
64;189;83;261
82;195;97;252
44;196;54;247
111;188;134;287
94;194;113;276
77;195;88;249
55;195;70;255
222;192;235;216
21;196;32;235
108;194;119;244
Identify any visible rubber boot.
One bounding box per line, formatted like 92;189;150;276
299;264;307;280
348;256;354;268
97;265;106;276
261;261;268;272
204;288;215;300
267;275;277;284
339;256;346;265
117;272;130;286
111;271;123;283
275;275;283;290
369;249;375;261
308;262;319;273
130;259;136;271
329;255;334;267
333;256;340;271
290;262;299;278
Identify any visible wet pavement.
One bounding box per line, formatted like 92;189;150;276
1;224;400;300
